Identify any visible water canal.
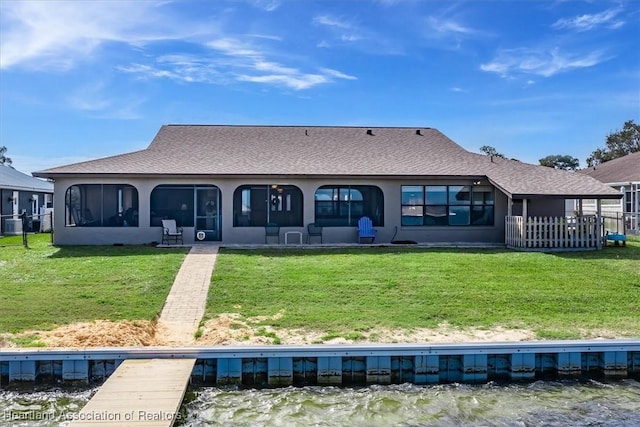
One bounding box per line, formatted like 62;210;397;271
2;380;639;426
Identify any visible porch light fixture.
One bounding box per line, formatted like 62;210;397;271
271;184;278;189
7;196;14;202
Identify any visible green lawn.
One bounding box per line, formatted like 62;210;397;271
2;233;639;344
207;235;640;340
0;234;189;334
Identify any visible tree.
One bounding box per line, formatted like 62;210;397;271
0;146;12;166
539;154;580;171
479;145;505;158
586;120;640;167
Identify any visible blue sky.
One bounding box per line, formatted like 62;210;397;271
1;0;638;175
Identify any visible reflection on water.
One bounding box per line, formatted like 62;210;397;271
1;380;639;427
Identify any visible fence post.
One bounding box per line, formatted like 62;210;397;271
50;210;54;245
20;211;28;248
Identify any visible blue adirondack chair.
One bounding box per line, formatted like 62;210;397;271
357;216;376;243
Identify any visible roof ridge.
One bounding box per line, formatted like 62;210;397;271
163;124;434;130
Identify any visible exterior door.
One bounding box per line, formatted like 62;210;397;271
195;187;221;241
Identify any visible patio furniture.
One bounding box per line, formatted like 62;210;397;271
307;223;323;243
285;230;303;244
605;231;626;246
265;223;280;244
357;216;376;243
162;219;183;245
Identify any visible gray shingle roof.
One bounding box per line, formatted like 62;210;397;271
34;125;621;199
579;151;640;184
0;165;54;192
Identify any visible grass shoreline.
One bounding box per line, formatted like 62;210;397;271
206;236;640;342
1;233;638;346
0;234;189;338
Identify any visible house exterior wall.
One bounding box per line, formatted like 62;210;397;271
527;198;566;217
1;187;53;235
511;198;566;218
1;189;13;217
51;176;511;245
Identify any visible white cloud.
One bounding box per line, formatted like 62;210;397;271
246;0;280;12
0;1;207;70
313;15;354;30
419;14;488;52
207;38;262;58
0;2;356;91
319;68;357;80
119;37;356;90
247;33;283;42
426;16;477;36
311;13;403;54
118;58;229;86
312;14;364;43
237;74;328;90
552;8;624;32
480;47;608;78
254;61;298;74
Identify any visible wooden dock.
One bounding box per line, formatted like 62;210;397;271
69;359;195;427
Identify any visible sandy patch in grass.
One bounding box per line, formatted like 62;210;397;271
1;314;634;348
196;315;537;345
0;333;15;348
11;320;160;348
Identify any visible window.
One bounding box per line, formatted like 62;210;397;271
233;185;303;227
401;184;494;226
314;185;384;226
65;184;138;227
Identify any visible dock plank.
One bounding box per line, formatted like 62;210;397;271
70;359;195;427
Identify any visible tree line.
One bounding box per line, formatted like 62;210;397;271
0;146;11;166
480;119;639;171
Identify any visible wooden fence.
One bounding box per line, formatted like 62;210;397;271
505;215;601;249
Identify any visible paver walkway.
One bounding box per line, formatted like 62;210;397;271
71;244;219;427
157;244;219;345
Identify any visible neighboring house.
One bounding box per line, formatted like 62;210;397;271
33;125;621;247
0;165;54;234
578;151;640;234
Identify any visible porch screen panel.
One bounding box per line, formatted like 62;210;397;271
65;184;138;227
233;185;303;227
150;185;194;227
